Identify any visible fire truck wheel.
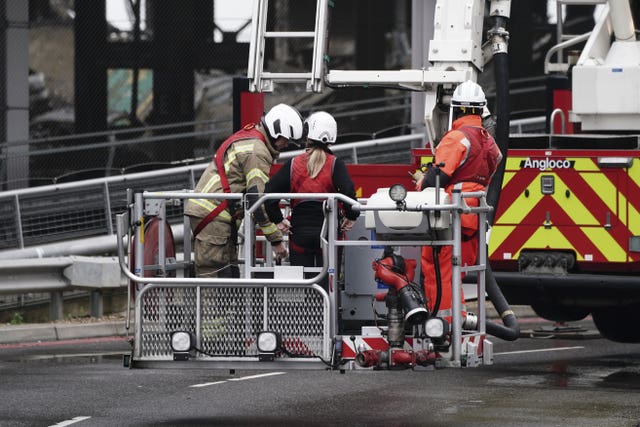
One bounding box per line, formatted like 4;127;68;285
531;301;589;323
592;306;640;343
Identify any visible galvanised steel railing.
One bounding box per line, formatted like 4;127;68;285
0;133;425;255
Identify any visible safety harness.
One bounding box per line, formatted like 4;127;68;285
450;125;498;186
193;124;267;237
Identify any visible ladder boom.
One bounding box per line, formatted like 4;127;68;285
247;0;331;93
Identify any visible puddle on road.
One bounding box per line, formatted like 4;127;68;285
9;352;127;364
599;370;640;389
489;358;640;390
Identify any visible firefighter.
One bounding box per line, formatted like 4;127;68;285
185;103;304;278
414;80;502;323
264;111;359;270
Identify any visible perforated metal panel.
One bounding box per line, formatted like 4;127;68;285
138;287;198;358
136;285;330;361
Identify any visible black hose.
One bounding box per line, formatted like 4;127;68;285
486;29;510;218
429;169;444;319
431;246;442;317
483;17;520;341
485;263;520;340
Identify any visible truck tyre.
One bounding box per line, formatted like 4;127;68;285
592;306;640;343
531;301;589;323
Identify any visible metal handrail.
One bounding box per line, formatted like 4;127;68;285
0;133;423;200
544;32;591;74
550;108;566;135
0;117;229;148
0;133;424;256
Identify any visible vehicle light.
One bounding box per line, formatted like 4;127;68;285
540;175;554;195
425;317;448;340
597;157;632;168
463;312;478;330
388;184;407;203
257;331;281;361
170;331;195;360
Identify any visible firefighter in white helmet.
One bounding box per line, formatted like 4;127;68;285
185;103;303;278
265;111;359;271
415;80;503;323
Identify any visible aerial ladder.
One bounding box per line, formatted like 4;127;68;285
117;0;518;370
247;0;511;146
247;0;331;92
245;0;520;343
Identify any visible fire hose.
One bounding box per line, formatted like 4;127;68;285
482;13;520;341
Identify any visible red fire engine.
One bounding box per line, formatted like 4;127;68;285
249;0;640;343
119;0;640;372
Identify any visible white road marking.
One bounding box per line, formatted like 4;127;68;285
189;381;227;388
48;416;91;426
494;345;584;356
227;372;286;381
190;371;285;388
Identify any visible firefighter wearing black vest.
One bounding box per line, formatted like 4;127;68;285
185;104;304;278
265;111;359;269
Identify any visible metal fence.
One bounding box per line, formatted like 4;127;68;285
0;131;423;320
0;132;425;254
1;118;230;190
0;166;198;252
2;91;419;191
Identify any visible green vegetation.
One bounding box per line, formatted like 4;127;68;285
10;312;24;325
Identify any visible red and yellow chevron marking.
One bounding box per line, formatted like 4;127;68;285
490;151;640;267
629;157;640;236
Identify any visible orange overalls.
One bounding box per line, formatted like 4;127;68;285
419;115;502;322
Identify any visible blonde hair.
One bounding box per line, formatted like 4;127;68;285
306;146;326;179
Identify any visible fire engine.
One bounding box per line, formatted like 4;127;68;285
483;0;640;343
117;0;522;370
246;0;640;344
116;0;640;372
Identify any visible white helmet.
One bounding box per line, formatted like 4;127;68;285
262;104;304;141
451;80;487;108
304;111;337;144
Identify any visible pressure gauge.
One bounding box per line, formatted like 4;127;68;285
388;184;407;203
